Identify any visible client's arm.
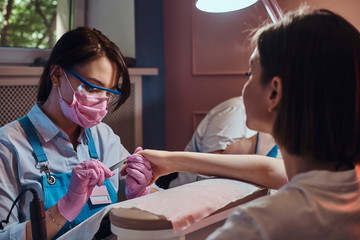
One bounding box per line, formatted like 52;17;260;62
139;150;287;190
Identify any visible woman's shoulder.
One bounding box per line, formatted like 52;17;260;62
0;119;25;143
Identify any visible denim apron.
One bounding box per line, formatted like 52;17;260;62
18;116;117;238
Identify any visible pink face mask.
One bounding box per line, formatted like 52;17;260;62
58;72;109;128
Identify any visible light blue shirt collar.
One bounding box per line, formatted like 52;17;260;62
27;103;86;143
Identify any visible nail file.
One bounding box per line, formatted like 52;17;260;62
109;158;127;171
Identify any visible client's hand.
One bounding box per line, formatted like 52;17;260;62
58;160;115;221
125;147;152;199
136;149;174;185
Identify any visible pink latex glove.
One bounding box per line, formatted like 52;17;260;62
58;160;115;221
125;147;152;199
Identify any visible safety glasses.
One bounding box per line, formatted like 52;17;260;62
64;67;123;103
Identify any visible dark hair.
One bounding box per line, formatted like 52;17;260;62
37;27;130;111
252;8;360;166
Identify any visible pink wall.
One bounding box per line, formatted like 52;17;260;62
163;0;360;151
279;0;360;31
163;0;249;151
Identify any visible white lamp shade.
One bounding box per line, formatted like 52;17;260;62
196;0;259;13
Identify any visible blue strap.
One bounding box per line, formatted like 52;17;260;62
194;134;200;152
254;133;260;154
85;128;99;159
18;116;99;163
267;144;279;158
256;133;278;158
18;116;48;163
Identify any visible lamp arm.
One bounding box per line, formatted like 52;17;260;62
261;0;284;23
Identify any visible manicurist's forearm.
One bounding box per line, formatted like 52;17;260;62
26;204;67;240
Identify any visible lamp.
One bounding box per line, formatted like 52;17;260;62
195;0;284;23
195;0;258;13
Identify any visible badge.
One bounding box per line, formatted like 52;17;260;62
90;185;112;205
